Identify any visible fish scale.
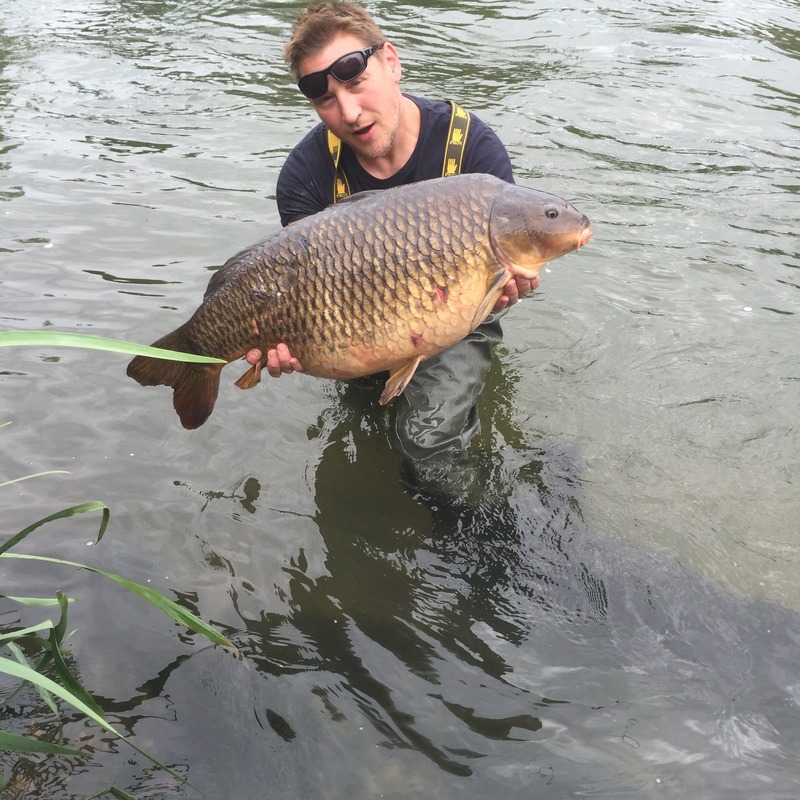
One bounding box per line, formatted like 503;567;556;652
127;173;592;429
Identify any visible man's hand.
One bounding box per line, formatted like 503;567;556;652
493;274;539;311
245;343;303;377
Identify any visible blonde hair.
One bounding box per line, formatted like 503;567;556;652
284;2;386;78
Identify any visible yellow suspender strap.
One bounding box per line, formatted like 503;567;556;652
327;128;351;203
326;101;470;201
442;101;470;177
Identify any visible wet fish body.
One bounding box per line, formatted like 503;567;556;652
127;173;592;429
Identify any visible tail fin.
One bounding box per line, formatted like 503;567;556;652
127;326;224;429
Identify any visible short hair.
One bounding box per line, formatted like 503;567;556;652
284;2;386;78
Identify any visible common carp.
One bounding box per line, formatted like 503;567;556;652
127;173;592;429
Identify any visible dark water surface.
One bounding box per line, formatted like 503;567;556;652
1;0;799;797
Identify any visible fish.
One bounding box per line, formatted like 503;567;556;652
127;173;592;429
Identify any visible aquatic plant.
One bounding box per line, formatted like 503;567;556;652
0;331;230;797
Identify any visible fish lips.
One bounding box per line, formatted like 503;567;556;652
577;219;594;248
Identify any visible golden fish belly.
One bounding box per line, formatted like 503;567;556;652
291;263;497;379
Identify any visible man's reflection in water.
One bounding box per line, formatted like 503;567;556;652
237;360;611;777
230;362;798;790
311;360;610;634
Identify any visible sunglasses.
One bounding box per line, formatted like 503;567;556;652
297;43;384;99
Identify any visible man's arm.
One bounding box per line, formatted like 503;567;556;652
275;127;335;225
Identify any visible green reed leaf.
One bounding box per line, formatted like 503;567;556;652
0;330;225;363
0;553;236;652
0;656;197;788
47;631;105;719
2;596;74;607
0;730;87;757
0;621;54;643
52;591;69;645
0;471;71;489
4;642;59;717
0;502;109;555
0;657;100;722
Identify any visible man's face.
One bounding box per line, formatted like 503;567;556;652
297;34;403;161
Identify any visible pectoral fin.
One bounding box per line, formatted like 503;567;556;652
235;360;262;390
379;355;424;405
470;267;510;330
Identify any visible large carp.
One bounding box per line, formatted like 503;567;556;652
127;173;592;429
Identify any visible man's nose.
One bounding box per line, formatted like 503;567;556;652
337;91;361;125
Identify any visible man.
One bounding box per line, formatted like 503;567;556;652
248;1;537;484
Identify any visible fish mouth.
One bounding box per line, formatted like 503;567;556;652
577;221;593;249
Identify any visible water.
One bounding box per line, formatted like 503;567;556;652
1;0;799;797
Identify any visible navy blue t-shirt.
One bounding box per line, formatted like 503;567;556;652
276;95;513;226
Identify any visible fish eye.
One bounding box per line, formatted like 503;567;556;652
545;205;559;220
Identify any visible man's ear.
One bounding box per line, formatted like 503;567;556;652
382;42;403;81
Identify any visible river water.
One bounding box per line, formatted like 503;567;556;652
1;0;799;797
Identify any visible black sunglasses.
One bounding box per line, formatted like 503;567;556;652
297;43;384;99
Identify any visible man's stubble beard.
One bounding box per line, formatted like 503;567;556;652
352;99;401;162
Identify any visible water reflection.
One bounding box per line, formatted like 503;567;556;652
222;369;595;779
199;365;800;795
764;18;800;59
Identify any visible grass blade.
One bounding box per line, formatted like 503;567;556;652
5;642;60;717
0;657;196;789
0;502;109;555
2;596;74;607
0;621;54;643
52;590;69;644
0;330;225;364
1;553;235;651
0;471;71;489
47;626;105;718
0;730;87;757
